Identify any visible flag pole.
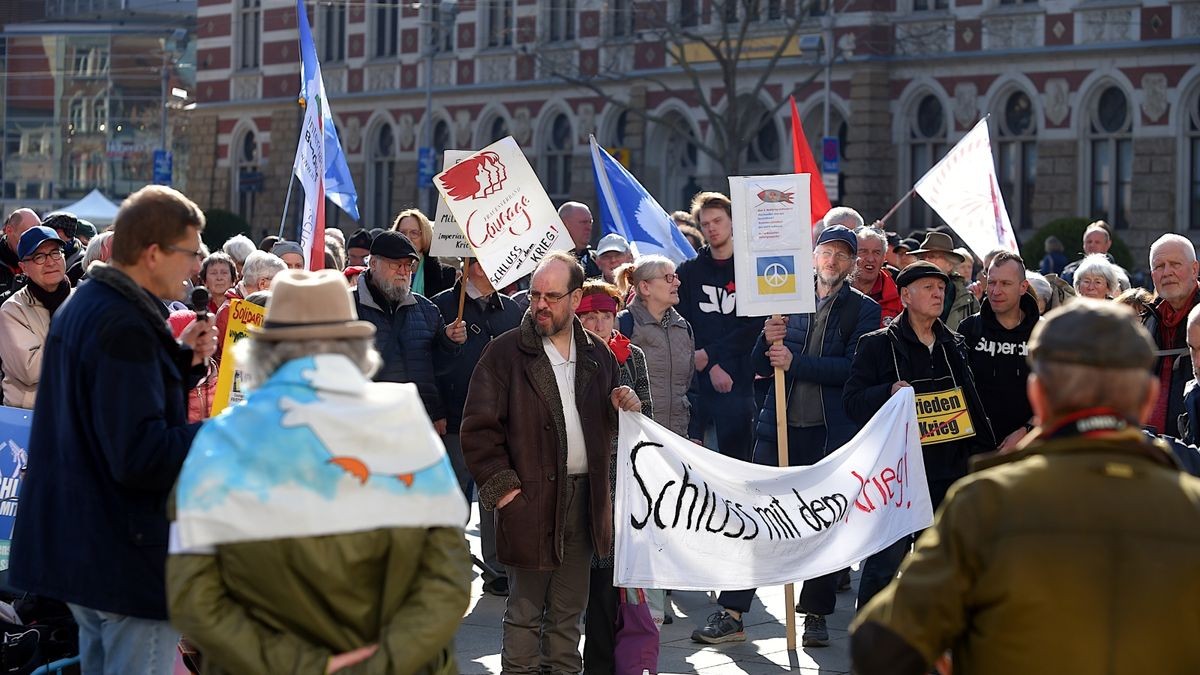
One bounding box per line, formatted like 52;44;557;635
773;317;797;653
456;258;469;323
877;188;916;226
277;172;296;238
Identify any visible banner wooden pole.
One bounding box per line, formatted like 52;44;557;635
456;258;469;323
772;313;797;653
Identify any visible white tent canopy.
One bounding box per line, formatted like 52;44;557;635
59;189;120;227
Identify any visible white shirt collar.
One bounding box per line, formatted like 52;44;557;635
542;332;576;366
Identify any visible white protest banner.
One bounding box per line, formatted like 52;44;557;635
914;116;1018;259
614;388;933;590
429;150;475;258
434;136;571;288
729;174;816;318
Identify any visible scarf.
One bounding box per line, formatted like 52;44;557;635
608;330;631;365
27;279;71;316
1150;293;1198;433
411;255;426;297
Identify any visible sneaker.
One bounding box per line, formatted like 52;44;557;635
802;614;829;648
691;611;745;644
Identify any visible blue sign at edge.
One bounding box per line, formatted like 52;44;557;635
822;136;839;174
153;149;173;186
417;147;436;188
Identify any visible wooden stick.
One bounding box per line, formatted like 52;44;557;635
456;258;469;323
877;188;916;226
771;312;797;654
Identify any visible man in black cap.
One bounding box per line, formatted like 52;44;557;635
908;231;978;331
351;231;466;434
692;224;881;647
843;261;995;610
346;228;373;267
851;299;1200;675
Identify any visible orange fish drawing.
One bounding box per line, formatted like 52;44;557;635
329;457;415;487
757;189;794;204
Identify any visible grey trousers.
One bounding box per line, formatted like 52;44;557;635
502;475;593;675
444;432;503;577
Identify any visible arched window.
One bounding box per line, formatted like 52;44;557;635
908;94;948;229
233;129;259;224
1186;88;1200;230
432;118;451;175
1087;86;1132;229
487;115;509;144
606;109;629;148
367;123;395;228
542;113;573;202
738;96;782;175
996;90;1037;230
651;111;698;211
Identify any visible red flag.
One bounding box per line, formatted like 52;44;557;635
790;97;832;229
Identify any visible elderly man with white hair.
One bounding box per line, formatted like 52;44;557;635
1061;220;1125;284
1143;233;1200;435
822;206;865;230
221;233;256;276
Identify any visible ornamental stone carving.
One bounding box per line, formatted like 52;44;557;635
1044;78;1070;126
1141;73;1168;122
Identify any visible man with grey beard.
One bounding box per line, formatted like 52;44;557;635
352;230;466;433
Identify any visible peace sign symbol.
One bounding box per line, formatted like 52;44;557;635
762;263;789;288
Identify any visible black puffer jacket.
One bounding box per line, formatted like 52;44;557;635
352;271;460;421
956;293;1040;440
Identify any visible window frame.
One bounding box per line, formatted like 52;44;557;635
905;93;949;231
1084;85;1134;230
236;0;262;71
994;89;1038;231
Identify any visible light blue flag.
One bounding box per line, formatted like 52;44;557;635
296;0;359;221
589;136;695;264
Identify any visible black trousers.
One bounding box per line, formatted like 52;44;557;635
582;567;619;675
690;391;756;462
717;425;839;616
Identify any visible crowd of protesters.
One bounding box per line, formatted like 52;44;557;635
1;184;1199;675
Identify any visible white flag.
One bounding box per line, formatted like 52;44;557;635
614;388;933;590
914;117;1018;259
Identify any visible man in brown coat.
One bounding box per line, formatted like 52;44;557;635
462;251;641;675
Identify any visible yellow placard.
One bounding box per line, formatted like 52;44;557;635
210;299;266;416
915;386;976;445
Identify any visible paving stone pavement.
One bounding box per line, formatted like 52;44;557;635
455;513;856;674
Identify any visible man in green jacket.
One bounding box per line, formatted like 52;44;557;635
168;270;471;674
850;299;1200;675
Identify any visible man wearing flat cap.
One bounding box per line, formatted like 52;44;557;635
850;299;1200;675
169;269;471;674
909;231;978;331
843;261;996;610
352;230;466;435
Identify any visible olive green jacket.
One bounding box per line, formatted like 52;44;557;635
851;428;1200;675
942;273;978;332
168;527;470;675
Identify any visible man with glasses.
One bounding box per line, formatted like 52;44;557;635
0;208;40;298
692;225;881;647
0;226;74;408
352;230;466;434
9;186;218;675
461;251;641;675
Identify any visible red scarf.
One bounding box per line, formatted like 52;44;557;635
608;330;631;365
1150;292;1198;432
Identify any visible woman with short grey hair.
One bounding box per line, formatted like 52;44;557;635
1072;253;1122;300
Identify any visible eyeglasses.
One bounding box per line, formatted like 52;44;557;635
165;244;205;262
528;289;576;305
815;250;853;263
23;249;64;265
376;257;415;271
651;273;678;283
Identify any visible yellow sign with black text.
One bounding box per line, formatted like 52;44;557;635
915;387;976;445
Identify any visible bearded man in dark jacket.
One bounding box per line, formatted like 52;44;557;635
843;261;996;611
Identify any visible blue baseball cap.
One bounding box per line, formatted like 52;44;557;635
815;224;858;255
17;226;65;261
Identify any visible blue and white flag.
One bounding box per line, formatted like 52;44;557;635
589;136;696;264
296;0;359;221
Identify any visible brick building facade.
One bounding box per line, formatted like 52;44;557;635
189;0;1200;265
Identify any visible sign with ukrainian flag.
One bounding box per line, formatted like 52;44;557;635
730;173;815;317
